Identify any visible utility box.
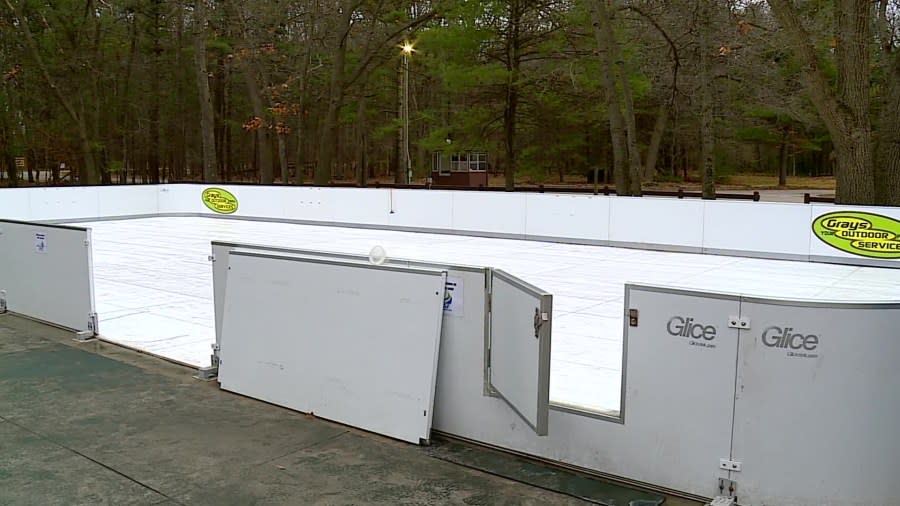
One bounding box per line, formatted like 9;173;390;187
431;151;489;187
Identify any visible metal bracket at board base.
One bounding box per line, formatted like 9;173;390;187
74;313;99;342
707;478;738;505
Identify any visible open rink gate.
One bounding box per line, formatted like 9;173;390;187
210;242;553;444
0;219;97;336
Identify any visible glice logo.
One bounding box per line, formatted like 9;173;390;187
667;316;717;348
761;326;820;358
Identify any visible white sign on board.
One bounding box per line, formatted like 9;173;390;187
34;233;47;254
443;276;464;317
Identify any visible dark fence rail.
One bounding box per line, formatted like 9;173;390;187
804;193;836;204
3;179;844;204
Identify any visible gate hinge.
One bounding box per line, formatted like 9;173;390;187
533;308;548;338
88;312;99;335
208;254;216;262
196;343;220;381
210;343;221;367
727;316;750;330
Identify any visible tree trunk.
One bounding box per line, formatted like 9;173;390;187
778;128;789;187
356;91;368;187
395;59;404;184
77;118;98;185
294;7;315;185
503;78;518;191
193;0;218;182
767;0;875;204
277;133;289;183
3;152;16;187
26;149;34;183
240;62;275;184
0;110;16;185
874;4;900;204
502;1;522;191
317;2;353;184
173;5;187;181
615;48;642;195
401;54;411;184
699;0;716;199
643;101;669;181
590;0;628;194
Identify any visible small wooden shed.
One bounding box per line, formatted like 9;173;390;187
430;151;489;187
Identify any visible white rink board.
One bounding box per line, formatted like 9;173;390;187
72;216;900;413
219;251;446;444
732;301;900;506
28;187;101;221
524;193;609;241
702;200;813;257
0;188;32;220
619;287;740;496
609;196;704;249
0;183;896;266
95;185;159;217
0;220;95;331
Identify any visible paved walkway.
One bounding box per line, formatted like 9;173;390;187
0;315;699;506
0;316;586;506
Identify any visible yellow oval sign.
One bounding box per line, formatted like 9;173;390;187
201;187;239;214
813;211;900;259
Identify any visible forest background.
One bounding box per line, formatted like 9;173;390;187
0;0;898;204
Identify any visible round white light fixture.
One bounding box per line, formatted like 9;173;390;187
368;245;387;265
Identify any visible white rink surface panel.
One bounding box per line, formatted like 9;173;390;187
75;217;900;413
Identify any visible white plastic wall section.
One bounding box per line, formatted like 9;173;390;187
433;284;743;500
0;220;96;332
732;298;900;505
0;186;159;222
2;184;900;267
434;282;900;504
217;250;447;445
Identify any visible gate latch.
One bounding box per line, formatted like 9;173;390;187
533;308;548;338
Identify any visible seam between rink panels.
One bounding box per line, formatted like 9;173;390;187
728;297;742;480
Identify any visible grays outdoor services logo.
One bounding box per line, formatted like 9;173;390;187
761;325;820;359
667;316;717;349
201;187;239;214
813;211;900;259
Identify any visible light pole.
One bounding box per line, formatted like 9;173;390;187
401;41;415;184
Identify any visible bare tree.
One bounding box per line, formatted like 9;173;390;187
193;0;218;182
699;0;715;199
